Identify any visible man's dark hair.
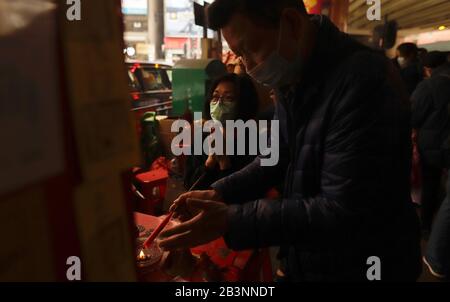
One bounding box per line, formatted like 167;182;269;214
207;0;307;30
423;51;448;69
397;43;418;59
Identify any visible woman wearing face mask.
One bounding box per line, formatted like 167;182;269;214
183;73;260;191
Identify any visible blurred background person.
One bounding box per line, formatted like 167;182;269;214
411;51;450;238
424;123;450;280
226;62;236;74
232;57;246;75
418;47;429;77
396;42;423;96
424;163;450;280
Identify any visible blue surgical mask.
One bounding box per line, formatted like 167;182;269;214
246;22;302;88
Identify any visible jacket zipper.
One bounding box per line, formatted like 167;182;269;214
280;93;297;197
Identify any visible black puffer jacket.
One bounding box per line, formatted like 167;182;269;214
212;15;422;282
184;152;255;191
412;63;450;169
399;60;423;96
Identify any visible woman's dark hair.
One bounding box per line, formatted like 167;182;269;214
204;73;259;121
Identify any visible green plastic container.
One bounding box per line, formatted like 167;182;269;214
172;59;227;116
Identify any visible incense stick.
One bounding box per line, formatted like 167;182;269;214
141;171;208;249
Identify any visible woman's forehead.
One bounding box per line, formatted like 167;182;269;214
215;82;235;92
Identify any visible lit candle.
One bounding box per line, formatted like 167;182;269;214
138;250;146;261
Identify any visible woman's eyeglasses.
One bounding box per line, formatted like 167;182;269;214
210;94;235;104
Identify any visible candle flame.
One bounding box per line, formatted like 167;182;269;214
138;250;146;260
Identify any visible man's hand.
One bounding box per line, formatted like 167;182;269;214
158;198;229;251
170;190;223;221
205;154;231;171
205;154;217;170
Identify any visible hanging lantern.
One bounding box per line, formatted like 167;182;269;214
303;0;323;14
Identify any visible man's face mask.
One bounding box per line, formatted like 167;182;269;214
210;96;237;125
246;21;303;88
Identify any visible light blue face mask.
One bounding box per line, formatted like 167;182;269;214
210;101;237;125
246;21;302;88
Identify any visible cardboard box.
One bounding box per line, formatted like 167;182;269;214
157;117;179;157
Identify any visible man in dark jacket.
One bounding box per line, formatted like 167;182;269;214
396;43;423;96
159;0;422;282
411;51;450;236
